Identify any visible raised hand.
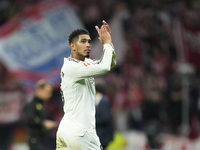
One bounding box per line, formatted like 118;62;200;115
102;20;111;34
95;21;111;44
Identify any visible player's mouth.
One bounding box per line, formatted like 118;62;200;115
84;49;90;53
85;49;90;58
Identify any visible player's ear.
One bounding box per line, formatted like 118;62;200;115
70;43;76;51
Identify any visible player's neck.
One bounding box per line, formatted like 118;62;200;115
71;53;85;61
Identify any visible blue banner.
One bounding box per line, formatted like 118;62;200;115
0;0;83;91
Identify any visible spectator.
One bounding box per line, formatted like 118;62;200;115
24;79;57;150
95;79;114;150
142;88;163;149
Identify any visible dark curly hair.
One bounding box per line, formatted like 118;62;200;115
68;29;90;44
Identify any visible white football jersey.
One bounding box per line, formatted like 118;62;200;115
58;44;116;136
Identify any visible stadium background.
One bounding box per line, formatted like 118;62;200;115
0;0;200;149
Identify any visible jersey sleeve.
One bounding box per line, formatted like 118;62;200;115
62;44;116;80
110;43;116;69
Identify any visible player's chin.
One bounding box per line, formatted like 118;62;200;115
85;54;90;58
84;52;90;58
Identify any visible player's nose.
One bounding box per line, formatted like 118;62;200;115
86;42;91;47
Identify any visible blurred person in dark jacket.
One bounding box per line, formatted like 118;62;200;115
95;79;114;150
142;88;163;149
24;79;57;150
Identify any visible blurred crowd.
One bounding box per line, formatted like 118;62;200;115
0;0;42;26
102;0;200;148
0;0;200;149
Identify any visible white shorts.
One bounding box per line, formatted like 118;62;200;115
56;130;102;150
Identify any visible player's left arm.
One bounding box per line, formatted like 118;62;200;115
93;43;116;68
102;20;116;68
95;20;116;68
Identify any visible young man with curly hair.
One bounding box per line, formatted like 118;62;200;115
56;20;116;150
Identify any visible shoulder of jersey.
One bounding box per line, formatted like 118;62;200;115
66;57;81;63
65;57;97;66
